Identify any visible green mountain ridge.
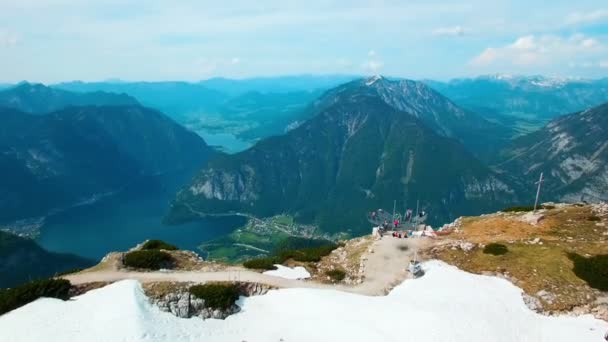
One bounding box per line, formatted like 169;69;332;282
0;104;214;223
166;79;518;234
0;230;94;288
0;82;140;114
497;101;608;202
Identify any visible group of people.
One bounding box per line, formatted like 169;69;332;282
391;231;408;239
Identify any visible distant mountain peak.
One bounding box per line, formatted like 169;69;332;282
365;75;384;86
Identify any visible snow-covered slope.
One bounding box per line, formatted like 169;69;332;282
1;261;605;342
263;264;311;280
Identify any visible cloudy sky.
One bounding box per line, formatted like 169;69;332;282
1;0;607;82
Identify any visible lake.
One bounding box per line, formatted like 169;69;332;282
36;171;247;261
195;130;252;154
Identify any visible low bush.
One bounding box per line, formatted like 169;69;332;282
141;240;178;251
190;283;240;310
568;253;608;291
278;244;340;263
243;257;278;270
501;206;535;212
325;269;346;282
124;250;173;270
501;205;553;213
587;216;601;222
0;278;71;315
483;243;509;256
243;243;340;269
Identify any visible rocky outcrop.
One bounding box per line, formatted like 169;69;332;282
148;282;274;320
151;291;240;319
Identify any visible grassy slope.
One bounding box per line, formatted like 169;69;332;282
431;205;608;312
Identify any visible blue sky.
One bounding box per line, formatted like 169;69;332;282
1;0;607;82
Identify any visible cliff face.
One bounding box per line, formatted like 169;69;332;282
497;102;608;202
168;82;517;233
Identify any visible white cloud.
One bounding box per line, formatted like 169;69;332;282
362;60;383;73
470;34;606;69
362;50;383;73
0;29;20;47
432;25;466;37
566;9;608;25
230;57;240;65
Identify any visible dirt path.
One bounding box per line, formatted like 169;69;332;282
64;235;432;296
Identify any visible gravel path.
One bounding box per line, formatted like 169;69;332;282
64;235;431;296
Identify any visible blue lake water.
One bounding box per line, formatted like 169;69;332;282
195;130;252;154
36;171;246;261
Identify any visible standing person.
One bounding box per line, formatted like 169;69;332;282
394;218;399;229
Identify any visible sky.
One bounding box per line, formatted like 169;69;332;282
1;0;607;83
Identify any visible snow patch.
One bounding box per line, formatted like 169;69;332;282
263;264;311;280
1;261;606;342
365;75;383;86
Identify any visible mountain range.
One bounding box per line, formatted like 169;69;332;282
496;101;608;203
166;77;518;233
425;75;608;134
0;86;214;223
54;77;355;143
0;230;93;288
0;82;139;114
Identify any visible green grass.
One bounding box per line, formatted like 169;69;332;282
189;283;240;310
501;205;554;212
124;250;173;270
272;215;294;226
243;257;278;270
0;278;72;315
325;269;346;282
243;243;341;269
141;240;178;251
483;243;508;256
568;253;608;291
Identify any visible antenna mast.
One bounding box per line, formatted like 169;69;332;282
534;172;544;212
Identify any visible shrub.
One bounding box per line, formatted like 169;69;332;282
278;244;339;263
483;243;508;256
190;283;240;310
325;269;346;282
243;257;278;270
124;250;173;270
141;240;178;251
244;243;340;269
587;216;601;222
0;278;71;315
568;253;608;291
501;205;553;213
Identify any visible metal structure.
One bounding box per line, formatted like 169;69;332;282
534;172;544;212
366;203;427;231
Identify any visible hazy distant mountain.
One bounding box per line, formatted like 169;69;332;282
54;81;228;119
0;105;214;222
166;77;517;233
55;77;356;144
0;230;93;288
199;75;358;95
425;75;608;132
496;102;608;203
0;82;139;114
